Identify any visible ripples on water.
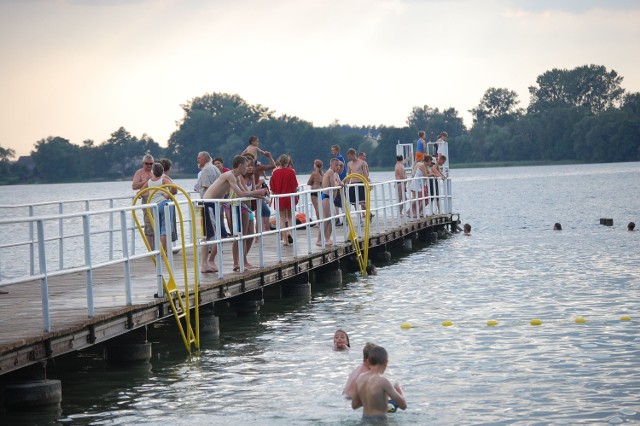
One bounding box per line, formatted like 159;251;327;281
2;163;639;425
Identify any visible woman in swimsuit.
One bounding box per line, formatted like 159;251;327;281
307;159;323;222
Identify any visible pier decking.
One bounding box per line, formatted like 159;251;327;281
0;212;456;376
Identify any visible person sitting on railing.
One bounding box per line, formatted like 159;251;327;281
203;156;269;272
139;163;174;254
317;158;344;247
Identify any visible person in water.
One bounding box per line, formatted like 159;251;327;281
351;345;407;421
553;223;562;231
628;222;635;231
343;342;376;399
333;329;350;351
463;223;471;235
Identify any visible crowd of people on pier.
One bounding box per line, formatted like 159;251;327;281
131;132;452;274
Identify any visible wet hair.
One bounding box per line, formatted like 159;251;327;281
628;222;635;231
158;158;172;172
362;342;376;361
463;223;471;233
151;162;164;178
366;264;377;275
334;329;350;348
232;155;247;169
396;155;403;161
368;346;388;366
554;223;562;231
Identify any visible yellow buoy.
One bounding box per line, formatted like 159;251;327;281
530;319;542;326
620;316;631;321
400;322;413;329
575;316;587;324
442;320;453;327
486;320;498;326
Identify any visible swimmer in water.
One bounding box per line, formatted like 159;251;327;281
333;329;350;351
352;346;407;421
343;342;377;399
463;223;471;236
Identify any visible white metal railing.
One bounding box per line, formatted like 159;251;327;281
0;177;452;332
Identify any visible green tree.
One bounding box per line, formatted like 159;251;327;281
168;93;273;171
31;136;82;181
406;105;466;141
528;65;625;115
470;87;523;126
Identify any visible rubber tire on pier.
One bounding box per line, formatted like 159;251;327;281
104;342;152;364
2;379;62;410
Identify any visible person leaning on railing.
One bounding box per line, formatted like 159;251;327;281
132;154;155;249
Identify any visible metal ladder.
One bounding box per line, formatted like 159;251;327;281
132;184;200;353
342;173;371;276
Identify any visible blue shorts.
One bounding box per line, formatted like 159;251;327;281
321;193;330;200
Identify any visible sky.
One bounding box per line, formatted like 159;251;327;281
1;0;639;157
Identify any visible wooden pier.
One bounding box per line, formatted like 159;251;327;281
0;214;456;377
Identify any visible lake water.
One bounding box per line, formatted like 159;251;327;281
1;163;639;425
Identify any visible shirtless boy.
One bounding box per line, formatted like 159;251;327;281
241;135;267;161
343;342;376;400
317;158;343;247
394;155;407;216
352;346;407;421
201;156;268;272
345;148;371;218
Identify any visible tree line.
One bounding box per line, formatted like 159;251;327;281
1;64;638;185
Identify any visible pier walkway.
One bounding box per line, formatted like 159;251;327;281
0;175;457;377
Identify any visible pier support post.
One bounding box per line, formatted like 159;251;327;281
282;273;311;299
0;361;62;411
229;289;264;315
199;303;220;338
403;237;413;251
104;326;152;364
372;248;391;263
312;262;342;286
263;283;283;300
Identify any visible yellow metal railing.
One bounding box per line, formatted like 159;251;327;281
132;184;199;353
342;173;371;276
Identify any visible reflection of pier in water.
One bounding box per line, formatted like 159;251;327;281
0;172;456;409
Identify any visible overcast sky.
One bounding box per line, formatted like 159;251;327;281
1;0;639;157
